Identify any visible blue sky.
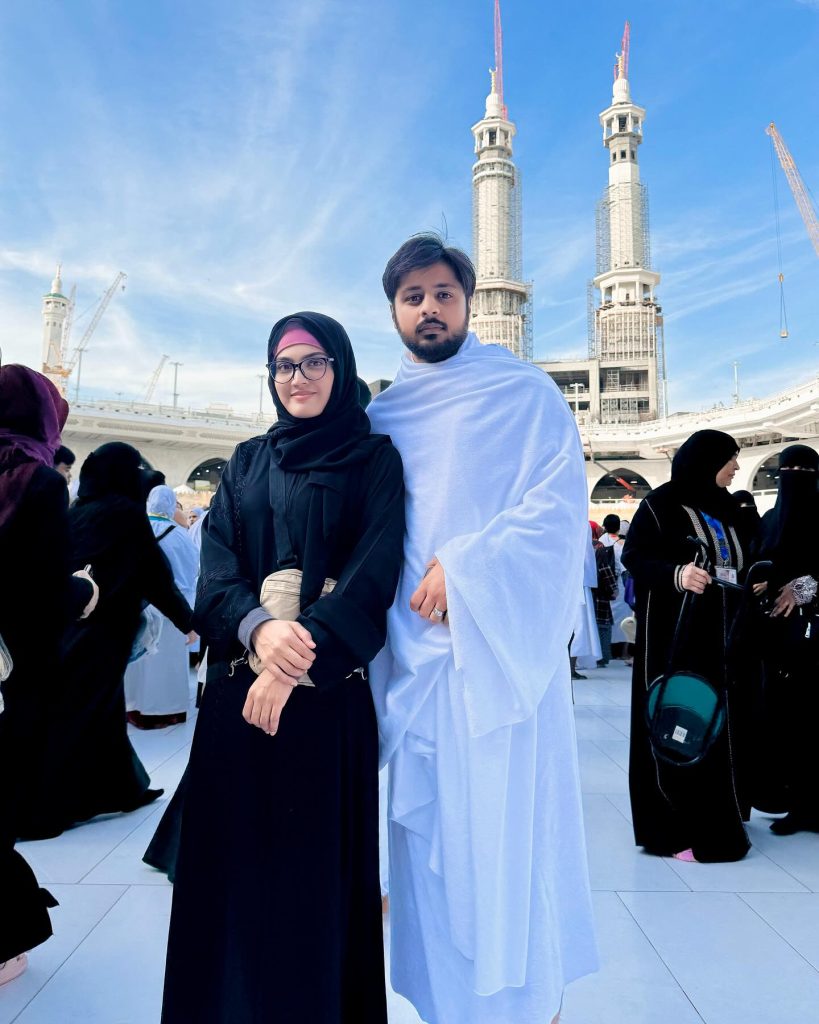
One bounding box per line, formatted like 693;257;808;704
1;0;817;416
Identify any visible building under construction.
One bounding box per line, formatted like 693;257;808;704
537;23;666;424
469;0;533;361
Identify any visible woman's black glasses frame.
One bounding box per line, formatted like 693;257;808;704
266;356;335;384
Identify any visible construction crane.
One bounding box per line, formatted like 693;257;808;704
143;354;169;403
766;123;819;339
493;0;507;119
614;20;630;81
64;271;127;375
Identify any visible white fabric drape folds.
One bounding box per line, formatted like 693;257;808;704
368;335;597;1017
124;518;198;716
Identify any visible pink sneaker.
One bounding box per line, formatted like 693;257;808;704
673;848;698;863
0;953;28;985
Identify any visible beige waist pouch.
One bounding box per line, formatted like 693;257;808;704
247;569;336;685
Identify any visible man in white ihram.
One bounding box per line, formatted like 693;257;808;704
368;233;598;1024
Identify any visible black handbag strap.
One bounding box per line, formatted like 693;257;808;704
665;544;706;675
156;523;176;542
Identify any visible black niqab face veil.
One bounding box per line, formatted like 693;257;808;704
671;429;740;520
266;312;379;472
761;444;819;579
76;442;145;505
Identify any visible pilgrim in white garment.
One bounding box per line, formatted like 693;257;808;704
600;523;631;646
368;328;598;1024
125;486;198;722
571;532;602;671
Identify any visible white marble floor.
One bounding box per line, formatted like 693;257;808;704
3;662;818;1024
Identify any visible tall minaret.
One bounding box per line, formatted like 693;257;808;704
470;0;531;360
591;23;665;422
41;264;70;392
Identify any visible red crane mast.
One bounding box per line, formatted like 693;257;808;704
614;20;630;81
494;0;508;119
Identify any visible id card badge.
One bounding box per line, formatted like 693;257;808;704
715;567;738;585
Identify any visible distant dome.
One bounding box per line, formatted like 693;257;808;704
613;76;631;103
485;91;503;118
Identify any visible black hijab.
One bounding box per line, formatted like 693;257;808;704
76;442;145;505
264;313;389;606
757;444;819;581
731;489;761;548
670;429;739;521
266;312;385;471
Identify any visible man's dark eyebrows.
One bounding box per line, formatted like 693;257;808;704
399;280;459;295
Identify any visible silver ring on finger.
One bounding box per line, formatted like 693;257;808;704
431;607;445;620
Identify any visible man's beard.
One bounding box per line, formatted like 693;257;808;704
398;316;470;364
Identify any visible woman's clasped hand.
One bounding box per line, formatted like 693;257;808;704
242;667;297;736
244;619;316;734
250;618;316;680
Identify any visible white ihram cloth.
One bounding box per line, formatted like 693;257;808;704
367;335;598;1024
125;517;197;716
571;537;602;664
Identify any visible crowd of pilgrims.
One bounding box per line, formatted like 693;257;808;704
0;356;817;997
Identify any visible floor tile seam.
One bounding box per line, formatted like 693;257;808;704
737;893;819;973
7;886;131;1024
613;891;707;1022
660;830;808;889
602;793;633;827
76;804;167;883
587;738;629;775
139;739;194;775
586;707;630;739
740;844;815;892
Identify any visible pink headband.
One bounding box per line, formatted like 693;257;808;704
274;327;325;357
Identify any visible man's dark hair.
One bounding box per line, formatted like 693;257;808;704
54;445;75;466
602;513;621;534
382;233;476;305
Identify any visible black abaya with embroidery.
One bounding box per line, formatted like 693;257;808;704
162;314;405;1024
161;439;404;1023
622;432;751;863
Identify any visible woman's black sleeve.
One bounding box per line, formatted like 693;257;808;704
297;445;405;690
621;498;679;591
31;470;92;625
192;443;261;649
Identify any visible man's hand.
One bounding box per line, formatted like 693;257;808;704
186;631;198;646
251;619;316;683
410;556;448;623
771;583;798;618
680;563;711;595
242;668;295;735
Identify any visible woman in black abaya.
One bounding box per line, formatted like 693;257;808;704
0;365;96;982
25;442;194;838
622;430;751;863
752;444;819;834
161;313;405;1024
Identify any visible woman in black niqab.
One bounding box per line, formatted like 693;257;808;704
161;312;405;1024
622;429;751;862
751;444;819;833
25;442;194;838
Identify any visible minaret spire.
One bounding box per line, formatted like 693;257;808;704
591;22;666;422
470;0;531;360
493;0;507;119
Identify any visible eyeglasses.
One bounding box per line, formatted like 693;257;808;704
266;355;334;384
